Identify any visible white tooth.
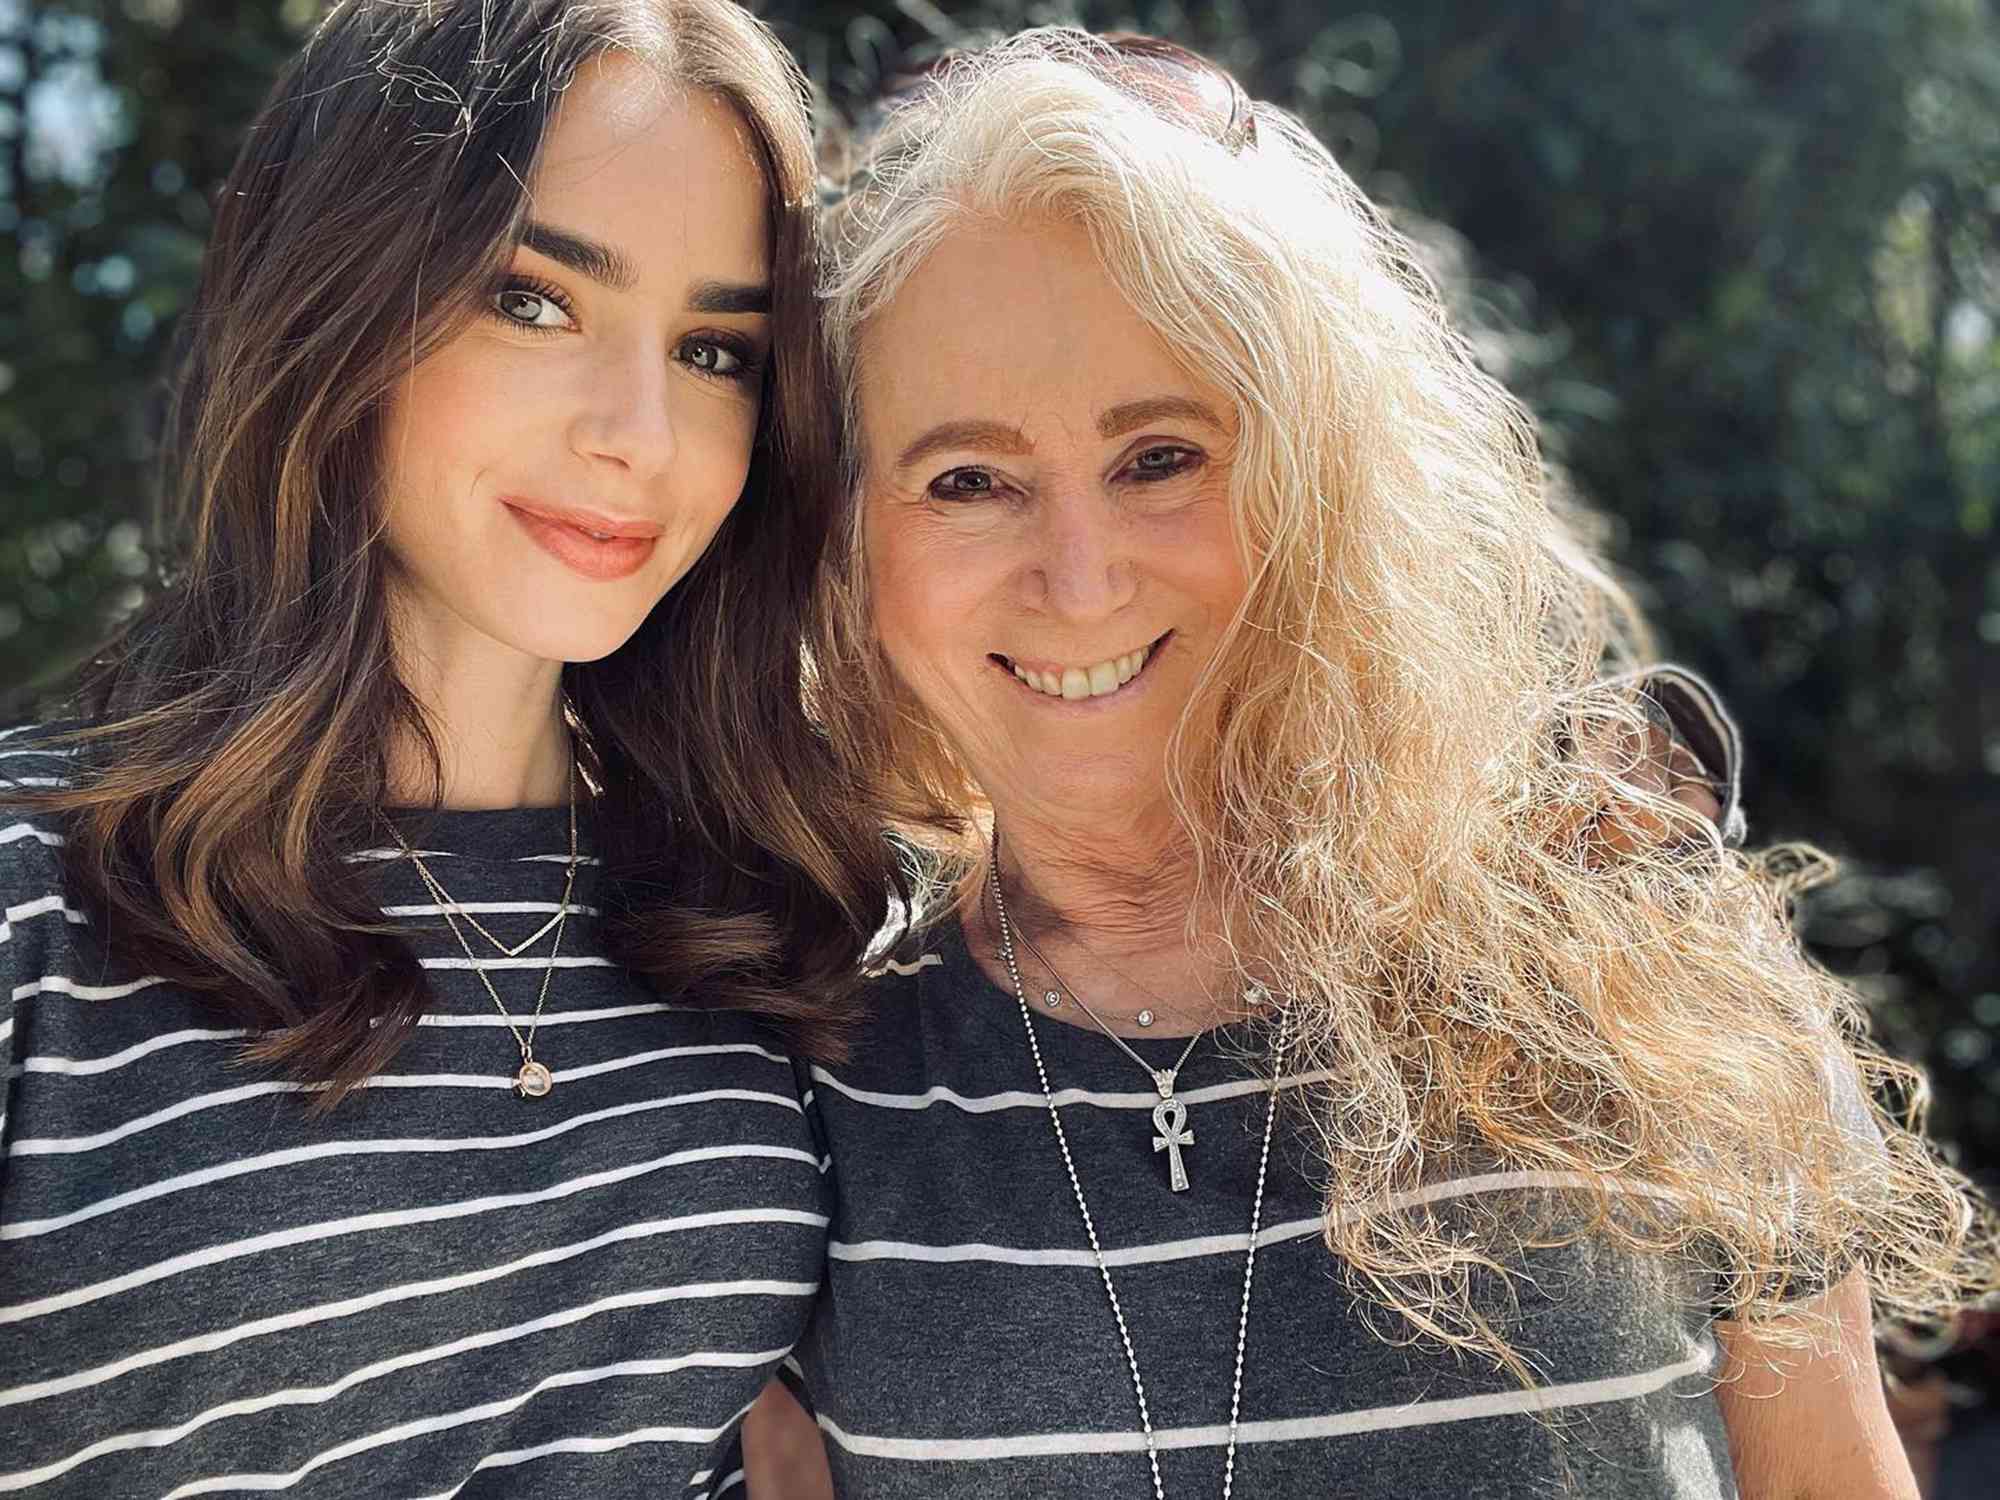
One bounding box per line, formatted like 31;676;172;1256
1012;663;1029;681
1088;661;1118;696
1116;653;1135;683
1035;671;1060;696
1061;667;1090;700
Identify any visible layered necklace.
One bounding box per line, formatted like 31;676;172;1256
1001;910;1205;1193
987;838;1291;1500
385;753;582;1099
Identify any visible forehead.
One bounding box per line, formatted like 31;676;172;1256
857;219;1215;443
531;54;770;282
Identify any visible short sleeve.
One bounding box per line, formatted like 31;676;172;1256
1709;1039;1887;1319
0;732;77;1201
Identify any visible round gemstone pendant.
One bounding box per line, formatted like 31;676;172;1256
516;1059;554;1098
1136;1009;1156;1028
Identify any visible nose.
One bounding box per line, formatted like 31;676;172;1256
569;338;677;480
1026;489;1138;620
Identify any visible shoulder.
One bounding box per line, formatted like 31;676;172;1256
0;724;77;900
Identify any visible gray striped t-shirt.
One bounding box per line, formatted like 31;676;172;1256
792;921;1752;1499
0;727;828;1499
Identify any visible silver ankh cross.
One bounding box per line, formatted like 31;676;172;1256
1152;1098;1194;1192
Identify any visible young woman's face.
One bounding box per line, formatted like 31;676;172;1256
857;219;1249;824
381;54;772;668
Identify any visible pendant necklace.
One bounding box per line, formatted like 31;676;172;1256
386;754;580;1098
987;838;1291;1499
998;903;1204;1191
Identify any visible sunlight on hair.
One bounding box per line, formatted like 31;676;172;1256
809;26;1996;1380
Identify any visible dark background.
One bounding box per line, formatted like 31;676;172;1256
4;0;1995;1175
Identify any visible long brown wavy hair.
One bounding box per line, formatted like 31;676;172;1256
16;0;898;1098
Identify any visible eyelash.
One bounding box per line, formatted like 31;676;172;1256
925;445;1203;502
484;275;766;386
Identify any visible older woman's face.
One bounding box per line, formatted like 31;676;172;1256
857;220;1247;819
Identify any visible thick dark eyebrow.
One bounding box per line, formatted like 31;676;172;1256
1097;396;1225;439
518;226;770;314
520;221;637;292
894;420;1033;472
688;279;772;315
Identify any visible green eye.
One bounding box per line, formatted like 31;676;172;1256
489;280;575;332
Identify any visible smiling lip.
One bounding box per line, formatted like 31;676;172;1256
993;632;1171;704
501;499;661;582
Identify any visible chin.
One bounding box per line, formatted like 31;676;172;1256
493;607;657;668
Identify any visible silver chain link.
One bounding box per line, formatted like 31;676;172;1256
988;846;1290;1499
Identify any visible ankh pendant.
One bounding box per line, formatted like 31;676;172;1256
516;1058;554;1099
1152;1097;1194;1192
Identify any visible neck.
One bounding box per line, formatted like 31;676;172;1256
386;593;572;810
967;801;1240;1035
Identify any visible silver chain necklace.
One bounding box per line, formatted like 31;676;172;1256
1000;908;1205;1192
988;845;1291;1500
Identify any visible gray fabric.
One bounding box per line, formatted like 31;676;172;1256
793;922;1744;1499
0;727;810;1500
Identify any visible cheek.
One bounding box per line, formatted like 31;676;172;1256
678;400;761;529
864;504;981;687
1156;497;1248;622
380;342;519;525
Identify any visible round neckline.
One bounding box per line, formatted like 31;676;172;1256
376;803;582;860
934;914;1251;1058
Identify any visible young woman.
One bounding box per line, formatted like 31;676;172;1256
0;2;896;1495
771;29;1994;1499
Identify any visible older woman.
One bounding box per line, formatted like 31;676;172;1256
774;27;1989;1500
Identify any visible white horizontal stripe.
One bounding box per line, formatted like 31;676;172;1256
409;1397;763;1500
7;1078;318;1156
830;1173;1682;1271
415;1001;679;1028
419;954;614;971
0;743;74;758
380;901;600;918
713;1469;746;1497
155;1358;772;1499
346;847;603;864
1;894;88;939
5;1042;785;1160
3;1086;803;1239
2;1209;827;1409
816;1346;1715;1463
862;953;943;978
6;1295;808;1491
4;1353;779;1499
808;1065;1337;1115
0;776;63;788
12;973;166;1002
0;1142;818;1325
0;822;62;849
834;1215;1325;1269
0;725;36;743
22;1026;251;1076
559;1042;789;1084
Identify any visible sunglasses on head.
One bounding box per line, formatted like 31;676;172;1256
861;30;1257;158
1095;32;1258;156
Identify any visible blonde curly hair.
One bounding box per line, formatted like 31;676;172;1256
808;26;1995;1371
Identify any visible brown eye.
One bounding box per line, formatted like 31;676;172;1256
930;468;997;500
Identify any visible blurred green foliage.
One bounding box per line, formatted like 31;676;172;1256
4;0;1997;1164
